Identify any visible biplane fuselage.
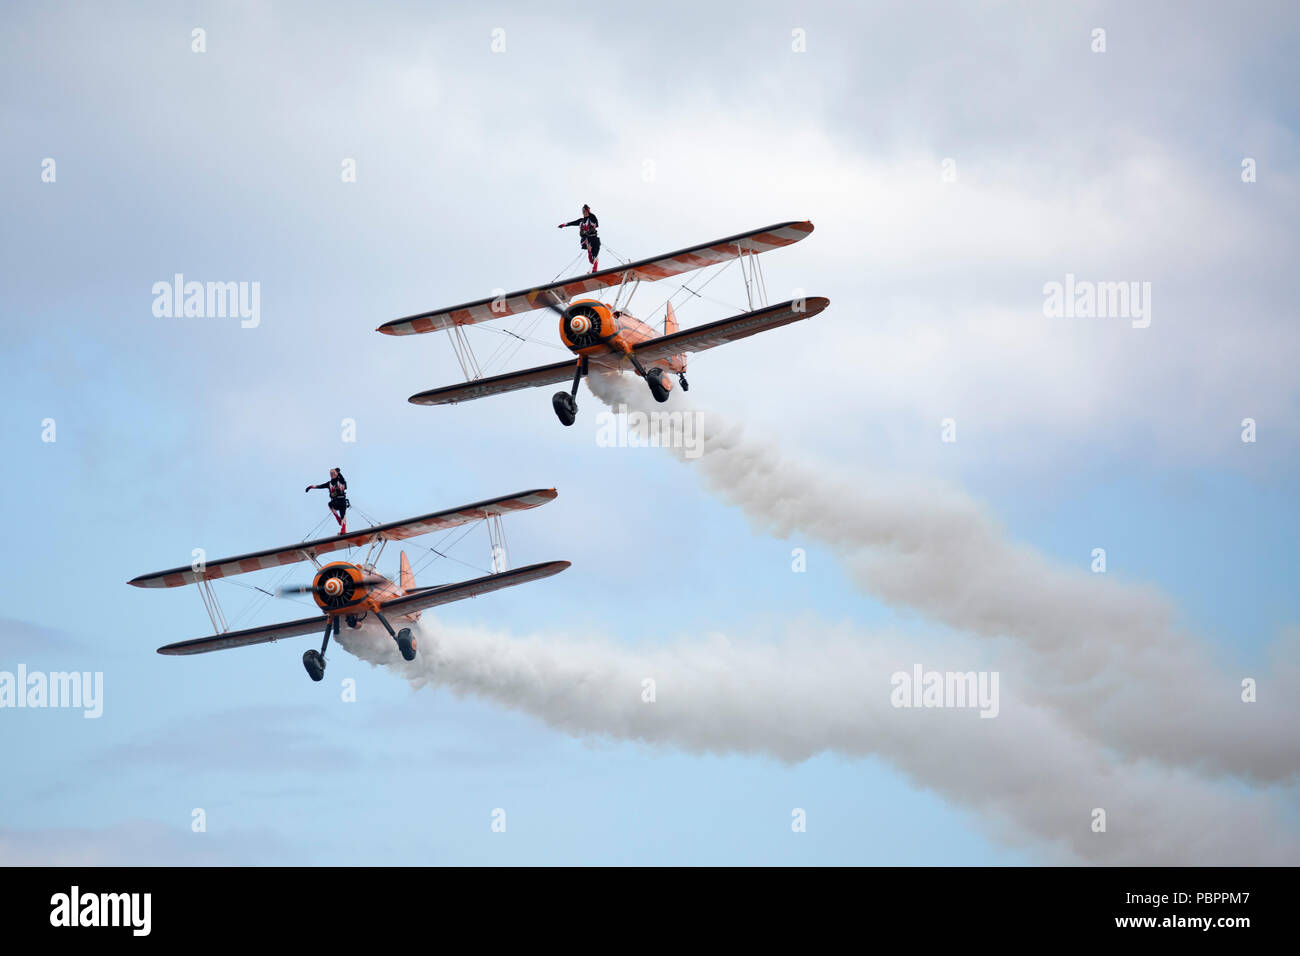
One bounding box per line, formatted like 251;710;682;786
381;221;829;423
308;558;422;625
559;298;686;376
131;489;570;681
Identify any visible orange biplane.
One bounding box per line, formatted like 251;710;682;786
378;221;830;425
130;489;568;682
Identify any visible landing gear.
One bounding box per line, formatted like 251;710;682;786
304;616;339;682
303;649;325;682
645;367;672;403
552;391;577;426
552;355;588;426
375;611;418;662
629;353;672;404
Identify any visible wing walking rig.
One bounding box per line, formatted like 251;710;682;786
378;221;830;425
130;489;568;682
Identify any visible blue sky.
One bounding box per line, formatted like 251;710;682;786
1;0;1297;864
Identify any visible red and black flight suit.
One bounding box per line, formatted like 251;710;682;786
305;474;349;532
560;211;600;271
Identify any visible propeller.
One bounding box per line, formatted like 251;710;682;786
276;575;386;598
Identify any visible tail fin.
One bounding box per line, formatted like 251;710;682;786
664;301;679;335
662;302;686;374
399;551;416;593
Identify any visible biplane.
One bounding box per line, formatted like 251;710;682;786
378;221;831;425
129;489;568;682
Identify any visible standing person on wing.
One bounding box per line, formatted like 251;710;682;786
558;204;600;273
305;468;350;534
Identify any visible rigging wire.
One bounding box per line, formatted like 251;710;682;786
434;242;751;397
471;307;552;376
220;509;361;630
597;245;744;323
477;322;569;353
550;251;584;282
408;521;492;579
223;559;312;628
656;257;743;316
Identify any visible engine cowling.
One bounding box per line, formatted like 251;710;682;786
311;562;370;611
559;299;615;351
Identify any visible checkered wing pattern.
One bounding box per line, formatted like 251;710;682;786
377;222;815;336
129;489;558;588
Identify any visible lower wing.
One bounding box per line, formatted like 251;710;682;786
157;614;328;656
369;560;569;615
156;561;570;655
410;359;579;406
407;297;829;406
631;297;829;365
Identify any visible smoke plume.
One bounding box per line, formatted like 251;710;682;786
586;372;1300;783
336;616;1298;864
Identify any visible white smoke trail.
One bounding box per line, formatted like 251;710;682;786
585;372;1300;783
336;616;1299;864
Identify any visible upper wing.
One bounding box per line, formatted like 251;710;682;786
409;359;579;406
157;613;328;656
632;297;829;364
155;561;571;656
129;489;558;588
377;221;814;336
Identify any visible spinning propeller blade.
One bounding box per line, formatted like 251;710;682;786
276;575;386;598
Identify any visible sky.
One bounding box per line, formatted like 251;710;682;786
1;0;1297;865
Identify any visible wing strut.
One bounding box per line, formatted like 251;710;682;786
739;242;769;311
487;515;510;572
448;324;484;380
197;579;229;634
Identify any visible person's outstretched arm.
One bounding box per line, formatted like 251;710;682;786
305;481;328;492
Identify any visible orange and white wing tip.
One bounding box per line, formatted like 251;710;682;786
129;489;559;588
377;221;815;336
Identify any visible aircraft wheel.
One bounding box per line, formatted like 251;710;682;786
552;391;577;426
303;649;326;682
646;367;671;403
396;628;417;662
